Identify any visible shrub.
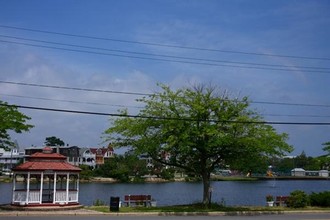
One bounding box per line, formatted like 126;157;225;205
93;199;106;206
310;191;330;207
286;190;309;208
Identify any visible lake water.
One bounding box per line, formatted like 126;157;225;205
1;180;330;206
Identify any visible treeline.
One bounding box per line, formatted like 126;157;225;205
79;151;330;181
270;151;329;175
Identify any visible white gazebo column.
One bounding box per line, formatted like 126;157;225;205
53;172;57;204
39;172;44;204
26;172;30;204
12;173;16;204
77;174;79;202
66;173;69;204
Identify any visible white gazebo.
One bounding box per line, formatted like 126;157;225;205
11;147;81;206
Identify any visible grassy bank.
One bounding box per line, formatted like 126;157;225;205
86;203;330;213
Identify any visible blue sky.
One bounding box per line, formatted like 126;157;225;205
0;0;329;156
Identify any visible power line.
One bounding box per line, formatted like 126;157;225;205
0;80;149;96
0;93;143;109
1;80;330;108
252;101;330;108
2;39;329;73
2;103;330;125
0;24;329;61
3;93;330;118
1;34;329;71
263;114;330;118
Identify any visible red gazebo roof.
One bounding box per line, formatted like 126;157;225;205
13;147;81;172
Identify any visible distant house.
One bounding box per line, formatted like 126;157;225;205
291;168;306;176
0;148;25;172
139;154;154;169
25;145;114;168
79;148;96;168
25;146;80;166
90;145;114;166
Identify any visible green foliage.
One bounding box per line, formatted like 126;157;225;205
0;101;34;149
94;154;148;182
93;199;106;206
322;141;330;155
104;83;292;204
294;151;318;169
79;164;94;180
44;136;65;146
160;168;175;180
310;191;330;207
287;190;309;208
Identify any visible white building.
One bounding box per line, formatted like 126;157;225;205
291;168;306;176
319;170;329;177
0;147;25;172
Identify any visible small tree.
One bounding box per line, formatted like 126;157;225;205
104;84;292;204
44;136;65;146
0;101;33;149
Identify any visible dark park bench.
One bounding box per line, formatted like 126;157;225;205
275;196;289;206
123;194;152;207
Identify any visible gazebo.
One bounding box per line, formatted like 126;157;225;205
11;147;81;206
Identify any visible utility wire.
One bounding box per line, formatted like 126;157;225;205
1;80;330;108
252;101;330;108
0;34;328;71
0;24;329;61
3;93;329;118
0;93;143;109
2;39;329;73
0;80;148;96
264;114;330;118
1;103;330;125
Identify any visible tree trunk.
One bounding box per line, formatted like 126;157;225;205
201;170;211;205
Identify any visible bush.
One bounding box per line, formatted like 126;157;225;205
310;191;330;207
93;199;106;206
286;190;309;208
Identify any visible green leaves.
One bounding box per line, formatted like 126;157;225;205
104;83;292;203
44;136;65;146
0;101;34;149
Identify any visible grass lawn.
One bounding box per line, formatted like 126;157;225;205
86;203;291;213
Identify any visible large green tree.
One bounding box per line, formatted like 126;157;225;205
0;101;34;149
104;84;292;204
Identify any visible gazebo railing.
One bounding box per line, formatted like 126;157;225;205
13;190;40;204
13;189;78;204
54;190;78;203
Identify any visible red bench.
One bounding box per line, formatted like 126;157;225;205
275;196;289;206
124;195;152;207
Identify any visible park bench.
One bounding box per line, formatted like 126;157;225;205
123;195;152;207
275;196;289;206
